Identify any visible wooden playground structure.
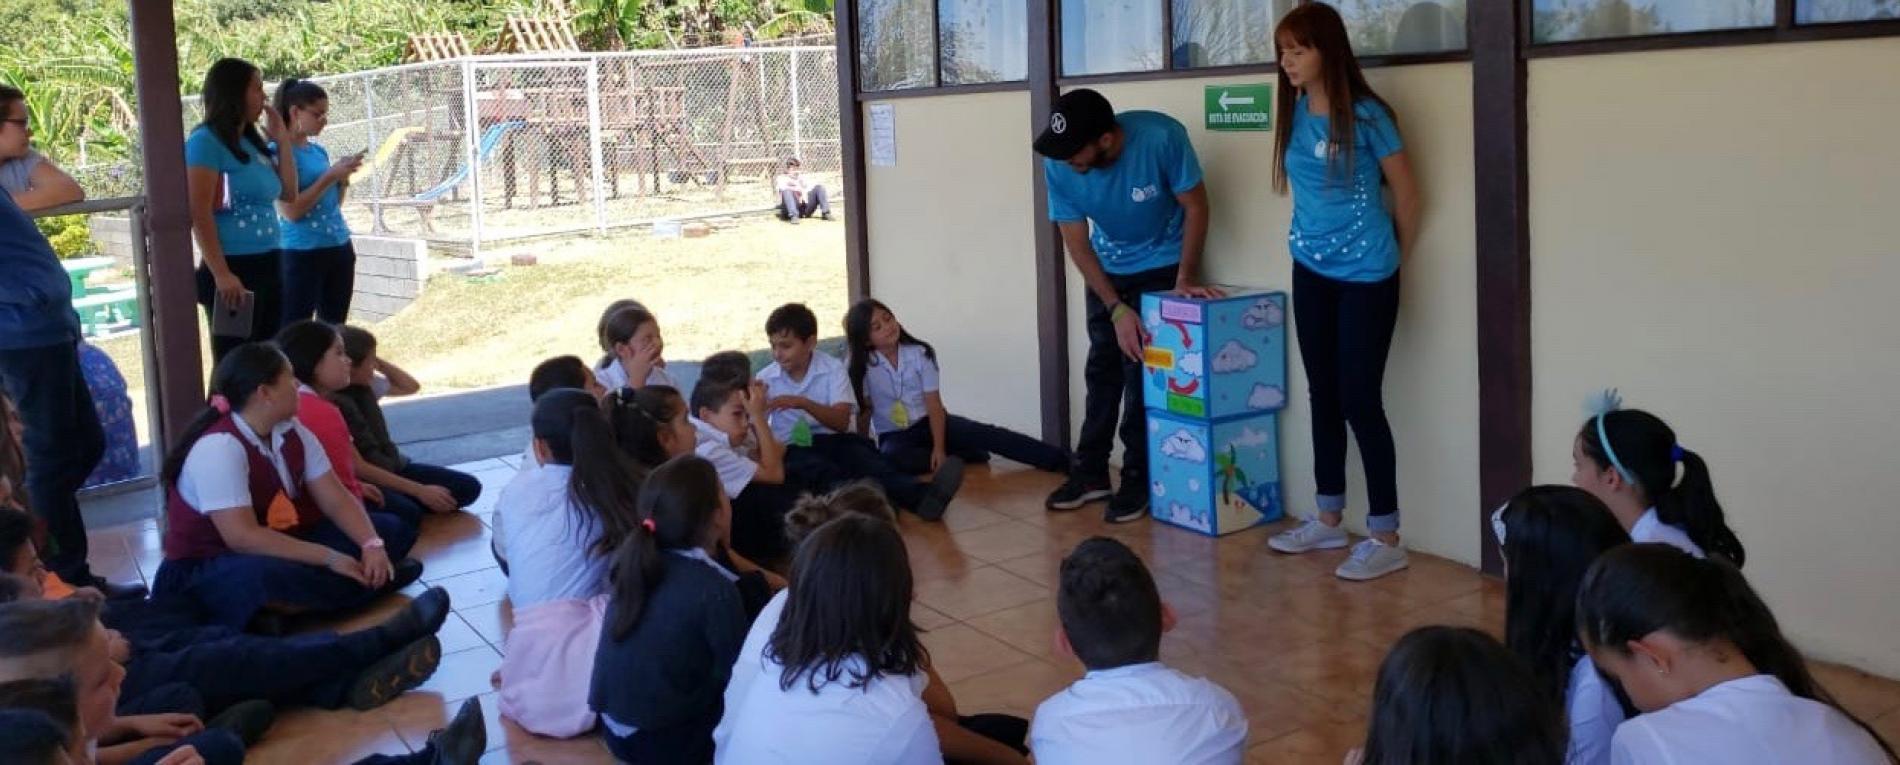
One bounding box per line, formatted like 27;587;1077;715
364;11;808;236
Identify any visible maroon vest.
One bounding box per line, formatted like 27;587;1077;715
163;415;326;560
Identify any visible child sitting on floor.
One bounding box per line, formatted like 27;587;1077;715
596;302;679;391
592;455;749;764
494;356;608;574
1031;537;1247;765
494;389;642;738
757;303;963;520
330;325;483;517
1353;626;1566;765
691;375;801;566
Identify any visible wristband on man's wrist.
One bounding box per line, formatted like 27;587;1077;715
1109;302;1133;322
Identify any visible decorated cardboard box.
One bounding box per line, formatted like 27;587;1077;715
1139;291;1288;420
1140;288;1287;536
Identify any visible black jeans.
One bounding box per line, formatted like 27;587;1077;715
1292;262;1402;532
281;242;357;325
1076;264;1178;485
879;416;1069;474
0;340;105;581
196;252;284;364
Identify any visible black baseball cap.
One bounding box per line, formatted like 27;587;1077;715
1034;88;1116;160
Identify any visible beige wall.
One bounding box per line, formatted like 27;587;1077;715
1079;65;1482;564
861;92;1045;436
1529;39;1900;676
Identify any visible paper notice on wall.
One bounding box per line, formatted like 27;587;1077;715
868;103;897;167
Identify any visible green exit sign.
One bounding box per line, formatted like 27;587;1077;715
1204;84;1272;132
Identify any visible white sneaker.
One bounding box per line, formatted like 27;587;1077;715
1335;538;1409;581
1267;519;1350;554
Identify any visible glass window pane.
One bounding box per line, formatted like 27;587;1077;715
1061;0;1165;76
1797;0;1899;23
1172;0;1297;67
1532;0;1771;43
942;0;1029;83
1332;0;1468;55
861;0;937;90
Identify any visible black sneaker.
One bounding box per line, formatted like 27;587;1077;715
206;699;276;746
375;587;452;652
913;456;967;521
1104;483;1150;524
347;635;443;711
426;697;487;765
376;559;426;596
1045;475;1111;511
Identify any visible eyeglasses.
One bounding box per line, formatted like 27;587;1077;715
0;118;27;129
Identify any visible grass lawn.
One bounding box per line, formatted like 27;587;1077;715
96;213;846;445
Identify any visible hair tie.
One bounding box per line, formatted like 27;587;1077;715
641;518;656;533
1670;444;1686;463
209;394;232;415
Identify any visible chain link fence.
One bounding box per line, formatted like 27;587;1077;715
162;47;839;252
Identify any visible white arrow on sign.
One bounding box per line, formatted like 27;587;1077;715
1218;90;1255;111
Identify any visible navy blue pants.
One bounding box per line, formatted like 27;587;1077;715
0;340;105;582
151;512;417;630
281;242;357;325
729;479;802;565
879;416;1069;475
789;433;925;509
1076;265;1177;485
1292;262;1402;532
374;461;485;529
196;253;283;364
602;710;718;765
123;623;390;713
130;729;245;765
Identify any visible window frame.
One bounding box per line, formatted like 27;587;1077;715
855;0;1034;96
1522;0;1900;57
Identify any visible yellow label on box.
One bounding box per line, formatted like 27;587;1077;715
1144;347;1175;369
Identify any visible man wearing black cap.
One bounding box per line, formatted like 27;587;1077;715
1035;88;1216;524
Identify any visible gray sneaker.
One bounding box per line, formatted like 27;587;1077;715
1335;538;1410;581
1267;518;1350;554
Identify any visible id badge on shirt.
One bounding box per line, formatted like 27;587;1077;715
791;419;814;448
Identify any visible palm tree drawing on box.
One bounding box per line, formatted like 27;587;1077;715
1216;444;1249;508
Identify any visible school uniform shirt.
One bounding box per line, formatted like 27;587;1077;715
714;589;942;765
1609;674;1888;765
175;414;333;512
1567;654;1625;765
1284;96;1405;283
295;385;365;498
863;344;938;436
493;464;612;610
594;359;678;391
593;549;747;737
1029;661;1247;765
693;417;758;498
1629;508;1706;559
756;351;856;445
184;125;282;257
273;141;352;250
1043;111;1203;276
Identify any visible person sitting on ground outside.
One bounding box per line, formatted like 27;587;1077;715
0;86;85;212
773;158;830;223
1030;536;1247;765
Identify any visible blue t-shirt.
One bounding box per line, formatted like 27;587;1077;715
0;188;81;350
1284;96;1404;283
275;142;352;250
1044;111;1204;276
185;125;282;258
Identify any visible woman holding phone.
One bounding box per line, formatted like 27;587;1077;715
274;77;366;325
187;58;298;363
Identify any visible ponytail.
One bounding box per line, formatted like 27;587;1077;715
531;389;643;558
606;385;684;469
843;298;936;415
608;455;724;640
161;344;291;488
1577;545;1897;762
273;77;327;123
1577;408;1746;567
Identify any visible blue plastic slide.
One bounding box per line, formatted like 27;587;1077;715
415;120;526;202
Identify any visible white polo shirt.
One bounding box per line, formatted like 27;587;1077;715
756;351;855;444
493;464;611;610
1030;661;1247;765
1610;675;1888;765
861;344;939;436
693;417;758;498
1567;654;1625;765
1629;508;1706;559
714;590;941;765
177;415;333;513
595;359;678;392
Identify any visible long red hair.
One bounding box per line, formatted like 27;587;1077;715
1271;3;1397;195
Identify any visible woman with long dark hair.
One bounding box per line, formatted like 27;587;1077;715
1572;397;1745;565
273;78;364;324
1494;485;1630;765
187;58;298;362
1354;626;1567;765
1577;544;1894;763
1264;3;1424;582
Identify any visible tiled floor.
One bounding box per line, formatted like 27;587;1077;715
88;459;1900;764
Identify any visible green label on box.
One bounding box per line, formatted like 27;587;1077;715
1167;393;1207;417
1204;84;1273;132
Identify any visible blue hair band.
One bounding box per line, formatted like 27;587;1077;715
1596;411;1637;486
1670;444;1686;463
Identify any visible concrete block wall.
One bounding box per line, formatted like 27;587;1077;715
349;235;429;323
